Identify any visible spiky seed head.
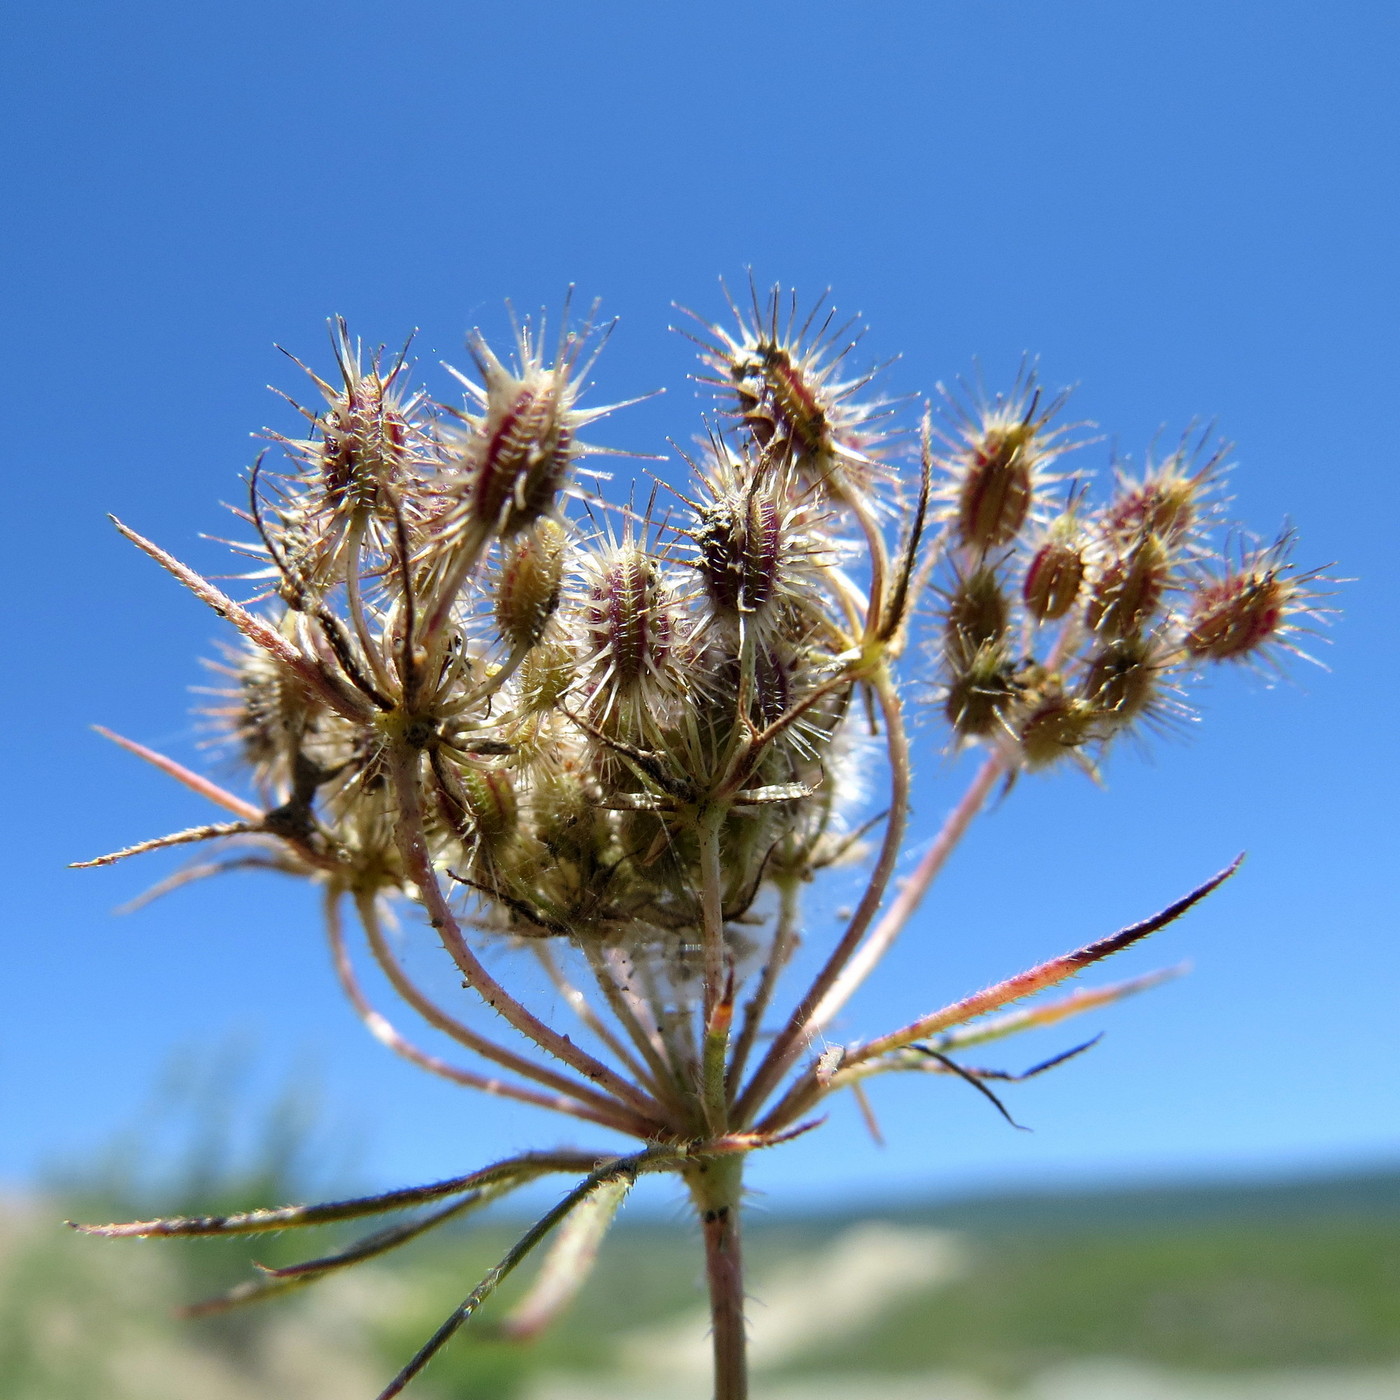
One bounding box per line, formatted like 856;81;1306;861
466;351;573;535
495;520;567;650
686;285;892;499
456;766;520;849
1108;474;1196;546
262;322;438;595
943;566;1011;671
1081;634;1163;730
944;642;1016;738
583;546;672;687
205;630;331;796
957;421;1037;552
441;318;612;543
1106;443;1222;549
934;371;1076;555
1183;542;1314;664
696;488;786;616
1023;533;1086;622
320;330;417;515
1086;533;1172;639
577;543;684;745
517;640;576;714
1015;683;1097;769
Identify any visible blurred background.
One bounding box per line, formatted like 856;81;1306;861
2;2;1397;1395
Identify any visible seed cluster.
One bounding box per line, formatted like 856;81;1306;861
199;304;894;1004
185;294;1327;995
930;391;1323;771
81;285;1331;1397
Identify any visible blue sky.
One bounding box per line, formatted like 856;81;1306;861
2;1;1397;1210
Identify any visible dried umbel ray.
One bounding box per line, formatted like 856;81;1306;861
73;288;1329;1400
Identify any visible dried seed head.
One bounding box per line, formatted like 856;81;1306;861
261;321;437;595
1183;537;1321;665
697;487;785;616
944;643;1016;738
495;519;567;650
687;448;834;635
441;313;615;542
685;284;892;498
1086;533;1172;639
943;565;1011;671
1080;634;1165;731
957;421;1036;551
935;369;1076;555
576;542;684;740
516;640;576;714
462;339;575;535
1022;526;1086;623
1106;440;1223;549
1015;680;1097;769
455;765;519;849
203;630;335;797
318;321;419;514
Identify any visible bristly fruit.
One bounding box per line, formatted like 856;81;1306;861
78;285;1333;1400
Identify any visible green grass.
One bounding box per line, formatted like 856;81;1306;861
4;1165;1398;1398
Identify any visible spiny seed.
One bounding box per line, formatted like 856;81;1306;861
585;547;672;686
1184;570;1289;661
944;645;1016;737
957;423;1035;552
1081;636;1159;725
1107;474;1199;545
496;520;567;649
1023;538;1085;621
322;379;411;510
1086;534;1171;638
755;344;829;453
473;384;572;534
1017;690;1096;768
517;641;575;713
457;766;519;846
698;492;784;615
944;566;1010;671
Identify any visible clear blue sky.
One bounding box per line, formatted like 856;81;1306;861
3;1;1396;1210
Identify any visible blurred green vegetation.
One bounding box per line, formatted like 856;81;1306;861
4;1062;1397;1399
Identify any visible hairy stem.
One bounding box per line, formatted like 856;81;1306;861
332;892;644;1133
353;891;649;1129
686;1153;748;1400
809;749;1006;1032
387;743;669;1125
734;664;910;1122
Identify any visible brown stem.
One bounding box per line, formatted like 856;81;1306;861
808;749;1007;1032
354;892;644;1127
330;892;645;1135
686;1153;747;1400
91;726;262;820
386;742;670;1125
734;665;910;1122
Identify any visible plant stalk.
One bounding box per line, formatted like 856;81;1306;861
686;1153;748;1400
